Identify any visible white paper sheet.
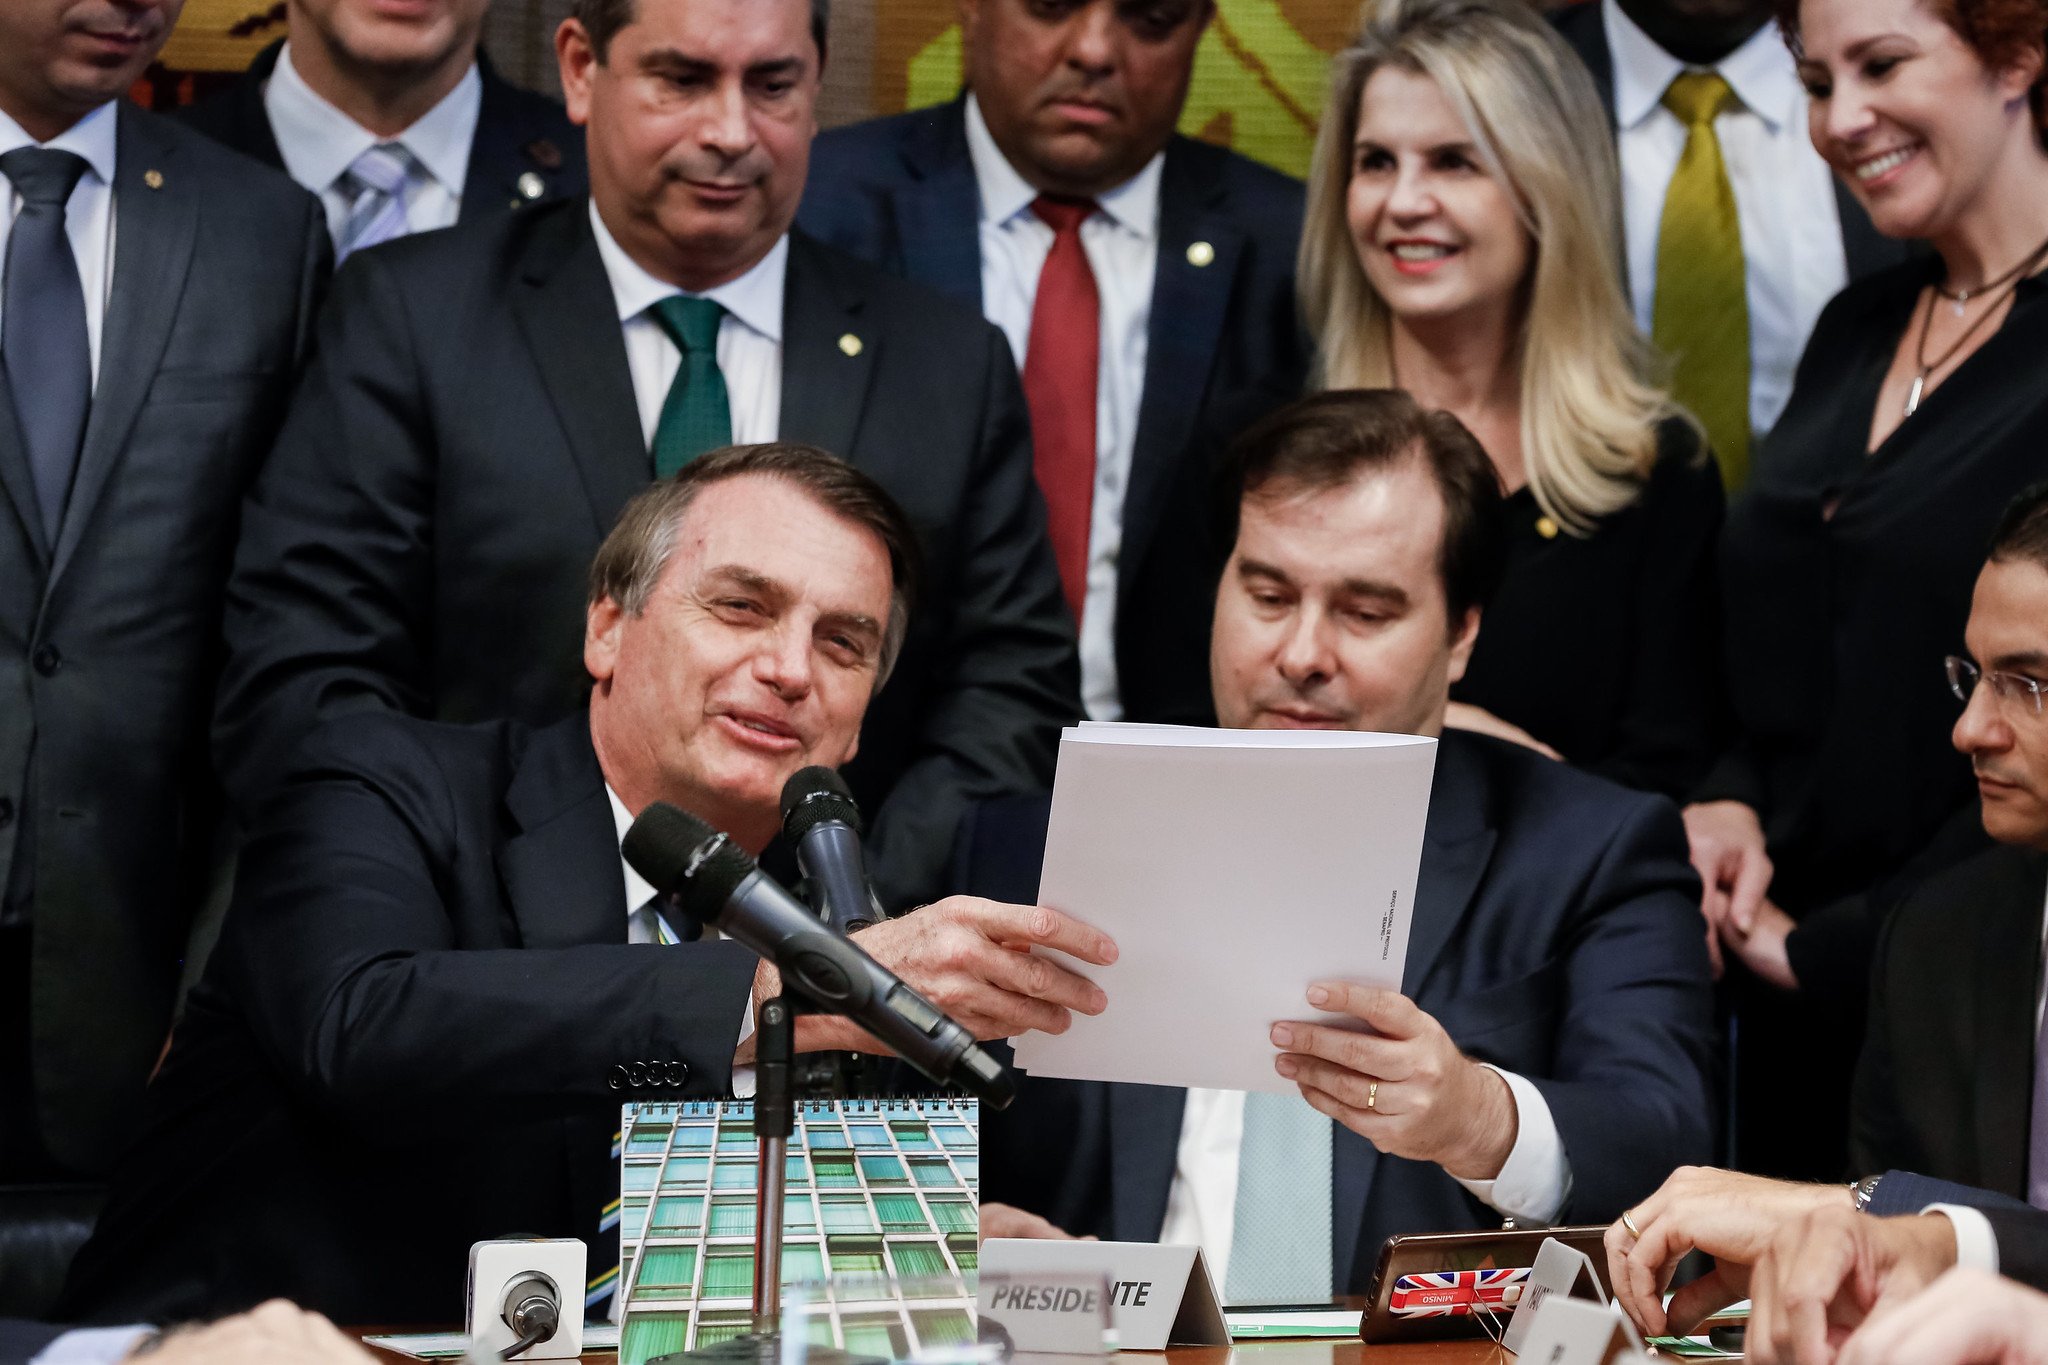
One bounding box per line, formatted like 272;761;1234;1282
1012;722;1437;1094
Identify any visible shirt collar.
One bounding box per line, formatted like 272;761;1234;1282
963;91;1163;241
588;199;788;343
607;784;659;915
0;100;117;187
265;40;482;198
1604;0;1801;133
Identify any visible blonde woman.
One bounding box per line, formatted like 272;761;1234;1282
1301;0;1723;801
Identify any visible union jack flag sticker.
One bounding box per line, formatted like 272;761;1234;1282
1388;1267;1530;1317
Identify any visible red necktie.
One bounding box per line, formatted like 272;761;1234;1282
1023;196;1100;625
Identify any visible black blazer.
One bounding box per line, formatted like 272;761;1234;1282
213;201;1080;911
60;712;760;1326
1854;845;2046;1199
954;730;1718;1291
798;100;1312;724
1549;2;1908;287
175;41;586;221
0;103;327;1176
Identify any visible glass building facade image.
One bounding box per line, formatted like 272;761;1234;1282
614;1097;980;1365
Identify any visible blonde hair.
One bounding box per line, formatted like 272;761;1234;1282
1299;0;1684;535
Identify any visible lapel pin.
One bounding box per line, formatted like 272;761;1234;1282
1536;515;1559;540
1186;240;1215;267
143;169;164;190
838;333;863;358
516;171;546;202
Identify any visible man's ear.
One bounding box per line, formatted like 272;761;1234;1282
585;595;626;687
556;18;598;126
1445;605;1481;687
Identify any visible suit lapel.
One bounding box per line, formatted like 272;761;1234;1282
234;41;288;168
889;102;983;307
495;714;626;950
0;368;48;570
460;58;572;225
1122;140;1242;594
511;203;649;538
1973;850;2047;1197
1400;736;1499;999
779;233;878;460
1108;1083;1185;1241
1330;1125;1380;1291
49;105;198;591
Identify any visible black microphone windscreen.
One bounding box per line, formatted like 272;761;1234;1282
779;766;863;841
622;802;754;921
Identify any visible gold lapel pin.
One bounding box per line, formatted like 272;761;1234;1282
143;169;164;190
1186;240;1215;267
838;333;863;358
1535;515;1559;540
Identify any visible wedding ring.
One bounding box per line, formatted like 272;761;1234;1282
1621;1209;1642;1238
1366;1081;1379;1111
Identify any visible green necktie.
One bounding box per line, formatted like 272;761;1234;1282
1654;70;1751;490
649;296;732;476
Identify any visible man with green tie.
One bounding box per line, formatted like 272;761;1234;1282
215;0;1081;914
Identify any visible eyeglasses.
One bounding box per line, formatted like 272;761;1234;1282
1945;655;2048;716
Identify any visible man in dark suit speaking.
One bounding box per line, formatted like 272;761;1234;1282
214;0;1080;913
62;446;1115;1327
959;391;1717;1300
799;0;1309;728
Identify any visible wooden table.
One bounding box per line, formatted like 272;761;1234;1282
360;1331;1522;1363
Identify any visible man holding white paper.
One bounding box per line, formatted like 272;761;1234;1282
963;391;1717;1300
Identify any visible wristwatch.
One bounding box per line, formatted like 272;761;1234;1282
1850;1174;1884;1212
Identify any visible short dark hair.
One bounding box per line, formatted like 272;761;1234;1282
1988;480;2048;575
1223;389;1508;624
589;443;920;683
574;0;829;64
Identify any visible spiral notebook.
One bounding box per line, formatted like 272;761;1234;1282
614;1097;981;1364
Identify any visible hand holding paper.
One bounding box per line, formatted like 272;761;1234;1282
1273;982;1517;1181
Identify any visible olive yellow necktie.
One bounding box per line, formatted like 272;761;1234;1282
1654;70;1751;490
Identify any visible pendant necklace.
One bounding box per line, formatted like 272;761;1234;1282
1907;232;2048;418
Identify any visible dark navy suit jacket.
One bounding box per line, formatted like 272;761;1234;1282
954;729;1718;1292
799;100;1312;724
0;1321;61;1364
175;41;587;222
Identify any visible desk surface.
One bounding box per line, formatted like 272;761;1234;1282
359;1337;1518;1364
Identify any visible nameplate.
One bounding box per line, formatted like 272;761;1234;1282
1510;1297;1651;1364
1501;1236;1608;1354
980;1240;1229;1352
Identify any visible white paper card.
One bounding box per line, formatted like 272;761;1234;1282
1502;1237;1608;1353
1511;1299;1648;1365
1016;723;1437;1093
980;1239;1230;1350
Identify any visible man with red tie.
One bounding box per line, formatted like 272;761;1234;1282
801;0;1311;726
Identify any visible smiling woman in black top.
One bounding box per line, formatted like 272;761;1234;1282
1299;0;1724;801
1688;0;2048;1176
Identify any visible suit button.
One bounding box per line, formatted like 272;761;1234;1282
670;1061;689;1088
31;645;60;676
608;1064;628;1091
0;798;12;827
627;1061;648;1088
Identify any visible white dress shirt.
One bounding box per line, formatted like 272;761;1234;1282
1604;0;1847;439
590;202;784;450
0;101;118;387
1160;1069;1573;1296
964;93;1160;721
264;41;479;245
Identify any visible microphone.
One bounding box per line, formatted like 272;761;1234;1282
623;803;1015;1108
780;766;882;933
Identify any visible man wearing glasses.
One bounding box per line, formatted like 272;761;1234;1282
1850;480;2048;1209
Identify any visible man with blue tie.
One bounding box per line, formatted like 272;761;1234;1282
0;0;326;1226
799;0;1310;726
178;0;586;258
958;392;1717;1298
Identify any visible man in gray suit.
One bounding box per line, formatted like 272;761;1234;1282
0;0;329;1191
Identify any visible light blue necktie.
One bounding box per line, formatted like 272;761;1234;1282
1224;1092;1333;1304
335;142;416;261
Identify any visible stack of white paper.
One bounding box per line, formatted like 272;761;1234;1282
1013;722;1438;1094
